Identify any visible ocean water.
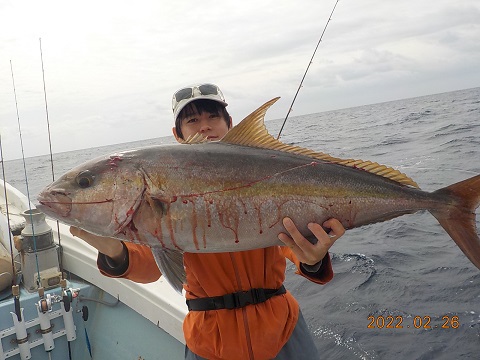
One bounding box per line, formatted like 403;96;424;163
3;87;480;359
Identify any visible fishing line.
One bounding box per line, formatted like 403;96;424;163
39;39;56;181
39;37;65;280
9;60;42;287
40;38;74;360
277;0;340;139
0;133;17;286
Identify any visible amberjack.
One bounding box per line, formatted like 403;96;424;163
38;98;480;292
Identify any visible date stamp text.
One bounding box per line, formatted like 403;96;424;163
367;315;460;329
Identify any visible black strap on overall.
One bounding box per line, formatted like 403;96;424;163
186;285;286;311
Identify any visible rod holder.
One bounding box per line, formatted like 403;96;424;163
10;308;31;360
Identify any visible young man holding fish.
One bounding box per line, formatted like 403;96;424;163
70;84;345;359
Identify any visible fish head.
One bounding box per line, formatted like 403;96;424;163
37;153;146;237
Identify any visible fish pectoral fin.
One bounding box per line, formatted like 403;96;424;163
145;195;167;217
139;169;168;216
151;247;185;294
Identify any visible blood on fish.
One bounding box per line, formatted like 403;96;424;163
204;199;212;227
128;221;138;233
180;198;200;250
217;208;240;244
191;203;199;250
164;206;181;250
126;207;135;217
238;199;248;215
254;205;264;235
107;155;123;168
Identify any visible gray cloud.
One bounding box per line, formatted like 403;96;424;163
0;0;479;159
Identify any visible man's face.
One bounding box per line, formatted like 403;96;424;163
174;110;230;142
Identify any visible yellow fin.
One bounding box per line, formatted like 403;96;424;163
181;132;209;144
221;98;420;188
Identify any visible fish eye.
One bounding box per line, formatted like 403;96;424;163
76;171;95;188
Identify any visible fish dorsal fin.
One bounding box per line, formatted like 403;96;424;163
181;132;209;144
221;98;420;188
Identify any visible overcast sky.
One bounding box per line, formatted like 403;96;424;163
0;0;479;160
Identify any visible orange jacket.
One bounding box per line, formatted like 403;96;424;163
99;243;333;360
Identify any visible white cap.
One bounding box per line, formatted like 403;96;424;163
172;83;228;121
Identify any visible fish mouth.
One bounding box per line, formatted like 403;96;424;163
37;190;73;219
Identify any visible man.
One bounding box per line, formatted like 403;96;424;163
71;83;345;359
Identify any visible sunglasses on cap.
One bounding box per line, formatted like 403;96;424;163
172;83;225;112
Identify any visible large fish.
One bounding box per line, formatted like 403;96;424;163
37;98;480;292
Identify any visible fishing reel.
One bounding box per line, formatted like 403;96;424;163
62;286;80;312
37;286;80;313
37;293;60;313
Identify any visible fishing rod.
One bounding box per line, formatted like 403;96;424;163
39;38;76;360
39;38;65;280
39;38;56;182
8;53;76;360
10;60;43;288
277;0;340;139
0;134;16;281
0;133;20;320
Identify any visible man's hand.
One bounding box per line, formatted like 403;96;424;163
277;218;345;265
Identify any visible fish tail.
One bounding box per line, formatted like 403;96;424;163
430;174;480;269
